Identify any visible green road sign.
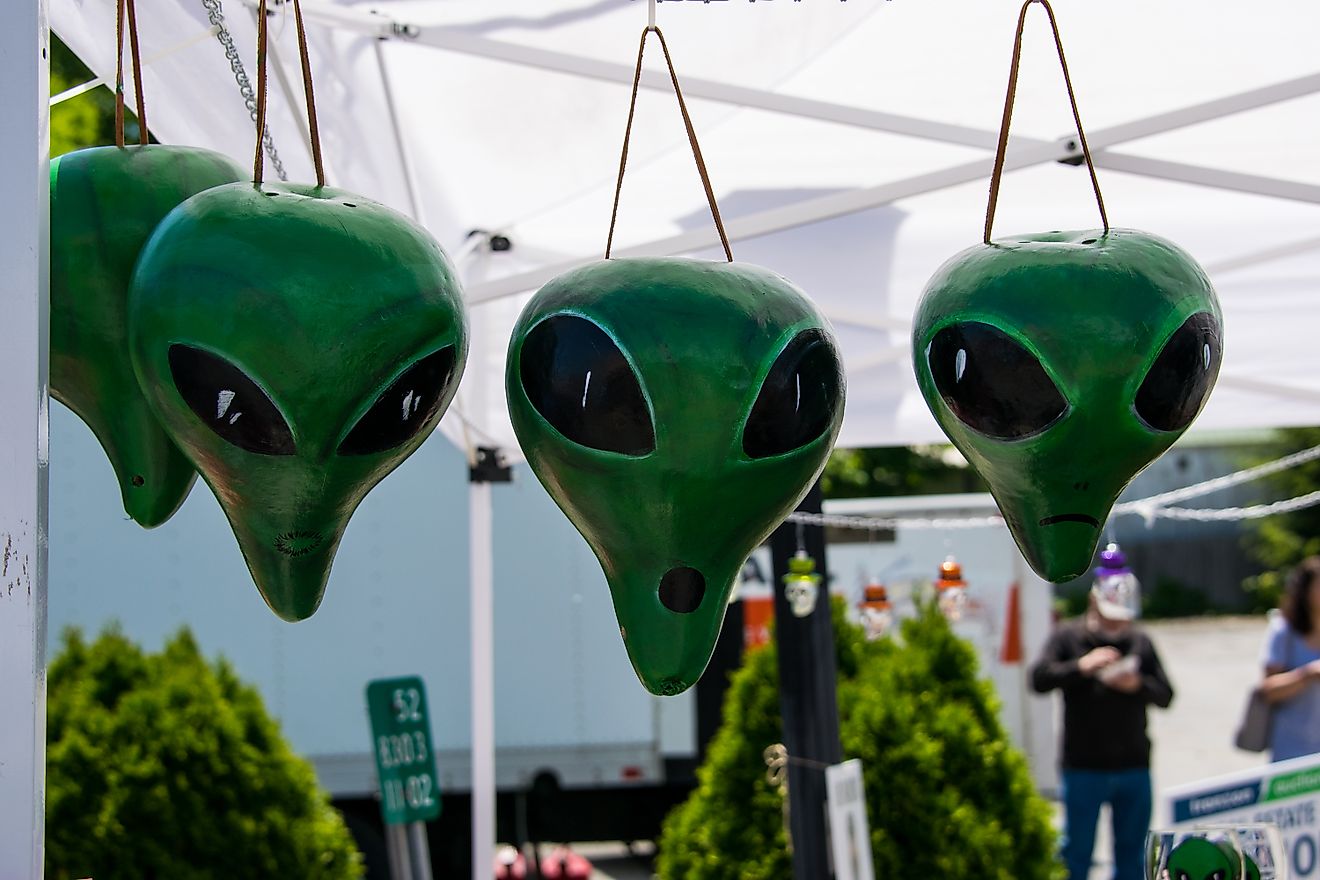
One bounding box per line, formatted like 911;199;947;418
366;676;441;825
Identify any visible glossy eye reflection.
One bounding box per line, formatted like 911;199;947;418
743;329;843;459
168;344;295;455
338;347;457;456
1134;312;1222;433
927;322;1067;441
519;314;655;456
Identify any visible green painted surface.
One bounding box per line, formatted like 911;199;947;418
366;676;441;825
912;229;1222;582
50;144;246;527
1166;837;1238;880
129;182;467;621
507;257;844;695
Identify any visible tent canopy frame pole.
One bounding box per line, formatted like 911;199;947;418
0;2;49;878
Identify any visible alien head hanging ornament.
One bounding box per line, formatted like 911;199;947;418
1164;837;1244;880
128;0;467;621
509;259;843;695
49;0;247;527
506;26;844;696
911;1;1221;583
52;146;246;527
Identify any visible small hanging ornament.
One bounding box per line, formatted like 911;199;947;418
128;0;467;620
934;556;969;621
1091;541;1141;620
912;0;1221;583
506;24;844;696
857;582;893;640
782;551;823;620
50;0;246;527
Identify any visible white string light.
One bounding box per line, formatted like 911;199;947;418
790;443;1320;531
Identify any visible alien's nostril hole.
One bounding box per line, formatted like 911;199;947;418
131;475;145;487
659;567;706;614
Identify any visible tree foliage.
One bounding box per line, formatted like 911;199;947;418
45;626;362;880
822;445;986;499
51;35;135;158
656;599;1061;880
1242;428;1320;611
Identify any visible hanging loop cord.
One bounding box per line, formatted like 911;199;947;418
605;26;733;262
114;0;149;147
253;0;326;187
983;0;1108;245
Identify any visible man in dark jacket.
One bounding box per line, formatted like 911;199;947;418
1030;576;1173;880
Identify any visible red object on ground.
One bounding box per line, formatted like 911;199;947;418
540;846;593;879
494;846;527;880
1000;582;1023;664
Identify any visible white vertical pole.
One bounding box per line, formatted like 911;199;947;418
0;2;50;878
470;480;495;880
374;40;426;228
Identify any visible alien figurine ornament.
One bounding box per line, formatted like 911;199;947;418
50;139;247;525
913;230;1221;582
129;182;466;621
128;0;468;621
507;257;844;695
1164;836;1239;880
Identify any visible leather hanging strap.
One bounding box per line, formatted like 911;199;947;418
114;0;149;147
254;0;326;187
606;26;732;262
984;0;1108;244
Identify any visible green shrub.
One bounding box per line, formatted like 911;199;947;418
45;626;363;880
657;600;1062;880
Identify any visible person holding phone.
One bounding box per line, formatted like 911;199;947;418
1030;566;1174;880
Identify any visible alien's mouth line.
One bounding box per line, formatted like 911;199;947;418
1038;513;1100;528
274;530;325;558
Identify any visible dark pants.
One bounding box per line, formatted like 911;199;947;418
1061;767;1152;880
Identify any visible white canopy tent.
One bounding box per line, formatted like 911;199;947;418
49;0;1320;455
28;1;1320;877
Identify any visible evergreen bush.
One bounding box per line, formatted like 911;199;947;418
657;599;1062;880
45;626;363;880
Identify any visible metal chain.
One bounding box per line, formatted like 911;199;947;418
1128;489;1320;523
200;0;287;181
1117;443;1320;509
787;511;1007;531
787;443;1320;531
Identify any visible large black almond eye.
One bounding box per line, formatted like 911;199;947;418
927;322;1067;440
743;329;843;459
519;315;655;456
1134;312;1222;433
338;347;457;456
168;345;295;455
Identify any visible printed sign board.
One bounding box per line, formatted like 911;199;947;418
826;759;876;880
1162;753;1320;878
366;676;441;825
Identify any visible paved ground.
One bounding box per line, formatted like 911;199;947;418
577;615;1275;880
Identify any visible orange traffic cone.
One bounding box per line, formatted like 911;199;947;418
1000;582;1023;664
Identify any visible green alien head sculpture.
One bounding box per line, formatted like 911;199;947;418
50;145;246;527
507;257;845;695
129;182;467;620
1165;836;1239;880
912;229;1222;582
